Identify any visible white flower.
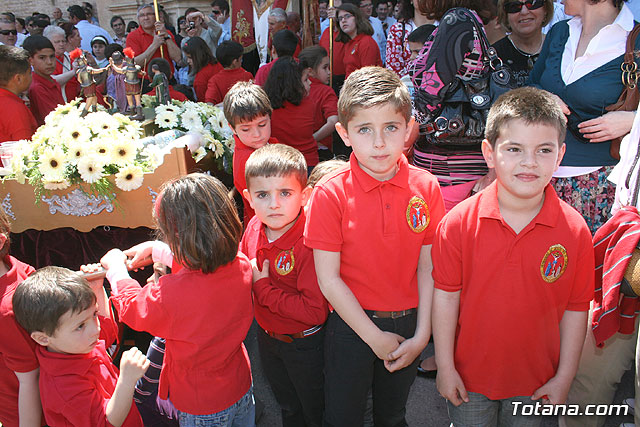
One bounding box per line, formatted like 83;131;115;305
62;119;91;144
142;144;166;168
67;141;86;164
85;112;119;135
115;165;144;191
93;140;112;163
38;147;67;178
43;179;70;190
181;108;204;132
193;147;207;162
157;103;182;115
212;139;225;158
155;110;179;129
111;139;138;166
77;156;104;183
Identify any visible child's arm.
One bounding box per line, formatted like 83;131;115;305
432;288;469;406
15;369;42;427
386;245;433;372
81;264;111;318
314;249;403;360
531;310;588;404
105;347;150;427
313;115;338;143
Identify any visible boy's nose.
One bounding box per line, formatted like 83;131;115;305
373;132;385;148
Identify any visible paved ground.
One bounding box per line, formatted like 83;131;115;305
246;322;636;427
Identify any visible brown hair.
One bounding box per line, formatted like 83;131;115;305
485;86;566;147
338;66;412;126
245;144;308;190
335;3;374;44
154;173;242;274
497;0;553;32
223;81;273;128
0;205;11;259
308;158;348;187
0;45;30;86
418;0;493;22
13;266;96;335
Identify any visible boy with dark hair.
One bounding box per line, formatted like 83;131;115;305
255;29;300;86
407;24;436;61
304;66;446;426
0;206;41;427
22;35;64;125
13;266;150;426
0;45;37;143
432;87;593;426
241;143;328;426
205;40;253;105
223;81;278;223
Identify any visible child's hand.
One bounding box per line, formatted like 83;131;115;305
251;258;269;283
369;330;404;361
384;337;426;372
123;241;155;270
80;263;105;288
531;375;571;405
118;347;150;386
436;366;469;406
100;249;127;271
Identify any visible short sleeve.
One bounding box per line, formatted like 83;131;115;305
567;226;595;311
304;183;344;252
0;313;38;373
431;214;464;292
422;182;446;246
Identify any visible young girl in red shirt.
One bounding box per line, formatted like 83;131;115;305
182;36;222;102
299;46;338;160
335;3;382;77
101;173;255;425
264;57;323;168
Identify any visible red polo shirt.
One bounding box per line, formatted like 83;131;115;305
271;97;322;167
254;61;275;87
304;154;445;310
37;315;142;427
0;257;36;427
28;72;64;126
110;254;254;415
0;88;37;143
193;62;222;102
432;182;594;399
126;26;177;75
320;28;345;76
233;135;279;224
241;210;328;334
343;33;382;77
308;77;338;150
205;67;253;105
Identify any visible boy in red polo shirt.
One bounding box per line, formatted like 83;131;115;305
255;29;299;86
12;266;149;427
241;144;328;426
22;36;64;126
0;45;37;143
304;66;445;426
432;87;594;426
205;40;253;105
223;81;278;223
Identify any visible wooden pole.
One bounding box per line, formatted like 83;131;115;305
329;0;334;87
152;0;164;58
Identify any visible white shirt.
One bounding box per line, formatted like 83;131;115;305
75;20;113;52
554;3;633;177
219;17;231;45
609;103;640;211
368;16;387;64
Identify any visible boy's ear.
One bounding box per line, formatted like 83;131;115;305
555;142;566;170
301;185;313;207
0;234;7;249
30;331;50;347
335;121;351;147
242;188;254;208
481;139;495;168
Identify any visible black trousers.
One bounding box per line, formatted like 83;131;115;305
323;311;419;427
257;327;325;427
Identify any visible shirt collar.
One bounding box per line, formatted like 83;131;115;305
32;71;58;88
0;87;21;100
568;3;634;33
253;208;306;250
350;152;409;192
478;181;560;228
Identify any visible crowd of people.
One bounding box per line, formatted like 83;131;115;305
3;0;640;426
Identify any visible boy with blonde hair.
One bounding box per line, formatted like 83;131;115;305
432;87;594;426
304;66;445;426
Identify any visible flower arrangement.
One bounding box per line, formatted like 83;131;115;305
10;100;152;200
153;100;234;174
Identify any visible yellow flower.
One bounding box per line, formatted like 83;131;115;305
115;165;144;191
111;139;138;166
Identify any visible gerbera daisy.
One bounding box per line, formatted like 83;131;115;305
115;165;144;191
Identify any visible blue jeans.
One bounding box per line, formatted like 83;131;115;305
447;392;542;427
178;387;255;427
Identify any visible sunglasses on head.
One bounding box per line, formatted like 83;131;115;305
504;0;545;14
0;29;17;35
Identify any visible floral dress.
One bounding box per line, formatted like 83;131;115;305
385;20;416;77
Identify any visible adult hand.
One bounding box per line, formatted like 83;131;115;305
327;7;337;20
154;21;169;38
549;93;570;116
436;366;469;406
578;111;635;143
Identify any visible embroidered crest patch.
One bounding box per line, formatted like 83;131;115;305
274;249;295;276
540;244;568;283
406;196;430;233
